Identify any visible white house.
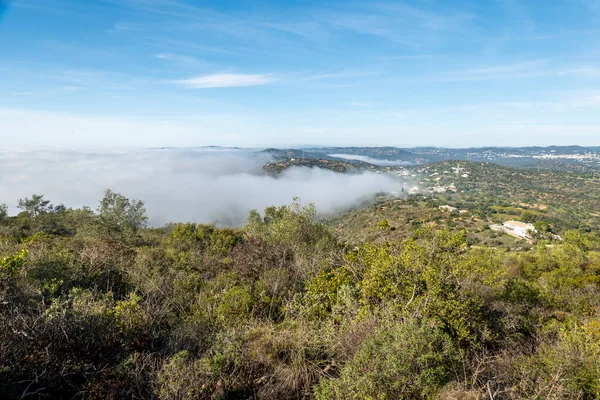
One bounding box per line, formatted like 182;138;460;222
439;205;458;212
502;220;537;239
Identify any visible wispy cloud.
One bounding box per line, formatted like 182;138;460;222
309;69;380;80
154;53;204;65
325;2;474;46
149;39;236;55
11;91;37;97
465;59;549;75
558;67;600;77
432;59;551;82
106;0;474;50
372;2;474;32
428;60;600;83
175;73;273;88
106;22;141;33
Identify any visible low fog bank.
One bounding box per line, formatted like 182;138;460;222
0;149;406;226
328;154;414;166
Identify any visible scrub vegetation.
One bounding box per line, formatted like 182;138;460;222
1;188;600;399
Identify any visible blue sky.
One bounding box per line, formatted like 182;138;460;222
1;0;600;148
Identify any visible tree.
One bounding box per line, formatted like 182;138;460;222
96;189;147;241
17;194;62;217
0;203;7;222
12;195;70;237
533;221;551;233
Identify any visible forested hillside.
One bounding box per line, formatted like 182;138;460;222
2;190;600;399
328;161;600;246
412;161;600;231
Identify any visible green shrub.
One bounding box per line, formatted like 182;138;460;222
314;319;460;400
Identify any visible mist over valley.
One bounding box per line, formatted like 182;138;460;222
0;148;406;226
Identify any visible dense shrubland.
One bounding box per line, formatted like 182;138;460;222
1;192;600;399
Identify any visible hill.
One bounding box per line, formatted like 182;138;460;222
306;146;425;163
411;160;600;230
261;157;380;175
262;146;600;173
328;160;600;246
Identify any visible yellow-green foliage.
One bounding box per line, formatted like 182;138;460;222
190;272;254;327
0;249;26;276
304;268;353;319
168;223;242;257
112;292;146;333
376;219;390;230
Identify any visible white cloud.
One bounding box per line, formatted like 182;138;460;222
175;73;273;88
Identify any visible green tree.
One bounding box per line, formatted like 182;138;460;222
96;189;147;241
0;203;7;222
17;194;63;217
10;195;71;237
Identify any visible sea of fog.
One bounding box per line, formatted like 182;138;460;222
328;154;414;166
0;148;407;226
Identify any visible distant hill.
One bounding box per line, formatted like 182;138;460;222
263;146;600;172
260;148;340;161
261;157;379;175
408;146;600;172
307;146;424;162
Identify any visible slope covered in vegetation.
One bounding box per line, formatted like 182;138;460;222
1;192;600;399
412;161;600;231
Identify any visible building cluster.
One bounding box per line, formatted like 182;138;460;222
439;205;468;214
533;153;600;161
490;220;537;240
432;184;457;193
